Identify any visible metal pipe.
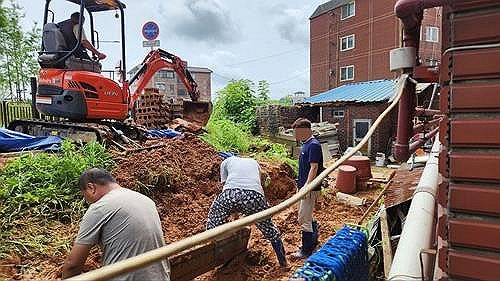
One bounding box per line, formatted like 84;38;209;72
409;126;439;153
393;0;445;163
413;118;441;134
427;83;438;110
394;81;416;162
388;136;441;280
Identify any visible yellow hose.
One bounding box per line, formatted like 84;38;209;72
67;74;410;281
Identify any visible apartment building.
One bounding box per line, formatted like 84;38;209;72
310;0;442;95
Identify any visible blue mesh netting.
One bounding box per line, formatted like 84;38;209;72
291;226;368;281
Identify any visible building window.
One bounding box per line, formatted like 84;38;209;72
155;82;166;92
178;88;187;97
340;34;355;51
425;26;439;42
158;70;174;79
340;65;355;81
341;1;355;20
425;58;439;67
333;110;345;118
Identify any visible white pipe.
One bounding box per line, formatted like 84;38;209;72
319;106;323;123
388;136;441;280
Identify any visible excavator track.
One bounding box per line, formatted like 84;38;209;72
8;119;148;144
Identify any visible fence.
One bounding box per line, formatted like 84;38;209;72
0;100;33;128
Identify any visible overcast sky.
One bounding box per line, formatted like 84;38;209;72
16;0;328;100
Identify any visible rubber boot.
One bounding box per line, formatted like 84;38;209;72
271;238;288;267
291;231;314;259
311;220;319;250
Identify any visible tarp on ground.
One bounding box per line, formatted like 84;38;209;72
148;129;183;138
0;128;62;152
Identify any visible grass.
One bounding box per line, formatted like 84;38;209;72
201;118;298;176
0;140;113;263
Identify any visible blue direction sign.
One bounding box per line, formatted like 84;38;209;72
142;21;159;41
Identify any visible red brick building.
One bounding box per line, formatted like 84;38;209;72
310;0;441;95
128;66;212;101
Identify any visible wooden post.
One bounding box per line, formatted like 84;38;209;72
169;227;251;281
380;205;393;278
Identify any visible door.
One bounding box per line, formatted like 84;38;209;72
353;119;371;155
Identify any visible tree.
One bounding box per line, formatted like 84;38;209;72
211;79;258;133
0;1;41;100
256;80;270;104
279;94;293;106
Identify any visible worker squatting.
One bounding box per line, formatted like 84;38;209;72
62;118;324;280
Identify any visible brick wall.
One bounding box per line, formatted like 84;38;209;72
310;0;442;95
322;102;397;157
256;105;318;136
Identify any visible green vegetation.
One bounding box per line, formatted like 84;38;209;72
0;141;114;258
202;79;298;175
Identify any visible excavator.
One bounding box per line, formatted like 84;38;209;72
8;0;211;143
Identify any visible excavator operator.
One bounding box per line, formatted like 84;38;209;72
57;12;107;61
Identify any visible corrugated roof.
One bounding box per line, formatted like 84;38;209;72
310;0;351;19
300;79;397;105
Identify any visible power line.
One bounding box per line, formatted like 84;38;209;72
212;68;310;87
224;47;307;67
269;69;309;85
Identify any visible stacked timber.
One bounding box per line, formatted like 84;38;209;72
278;122;340;157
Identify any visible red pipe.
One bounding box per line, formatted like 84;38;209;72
394;82;416;162
413;118;441;134
409;126;439;153
393;0;445;163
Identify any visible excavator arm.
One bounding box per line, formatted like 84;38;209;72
128;49;201;108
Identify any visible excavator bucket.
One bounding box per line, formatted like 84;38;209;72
182;100;212;126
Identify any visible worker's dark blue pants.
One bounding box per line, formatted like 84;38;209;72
206;188;281;243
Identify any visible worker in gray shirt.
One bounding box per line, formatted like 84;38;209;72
206;155;288;267
62;168;170;280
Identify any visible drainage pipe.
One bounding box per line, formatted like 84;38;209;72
388;136;441;280
393;0;445;162
394;82;416;162
409;126;439;153
413;117;441;134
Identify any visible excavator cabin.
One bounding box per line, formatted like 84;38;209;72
36;0;129;121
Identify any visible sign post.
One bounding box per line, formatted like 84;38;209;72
142;21;160;51
142;21;160;86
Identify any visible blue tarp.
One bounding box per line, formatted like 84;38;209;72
148;129;183;138
0;128;62;152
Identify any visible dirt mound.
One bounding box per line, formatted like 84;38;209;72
259;161;296;203
113;134;222;194
112;135;223;242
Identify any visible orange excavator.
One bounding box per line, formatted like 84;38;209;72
9;0;211;143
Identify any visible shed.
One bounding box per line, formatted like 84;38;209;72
299;79;400;157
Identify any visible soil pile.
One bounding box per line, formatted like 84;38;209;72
112;135;223;242
112;135;296;243
259;161;296;203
